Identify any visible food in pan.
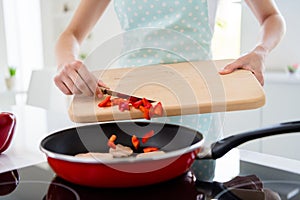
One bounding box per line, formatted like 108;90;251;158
75;130;164;159
131;135;139;150
75;152;113;159
109;144;133;158
136;151;165;158
107;134;117;149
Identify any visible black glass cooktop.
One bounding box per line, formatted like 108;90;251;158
0;162;298;200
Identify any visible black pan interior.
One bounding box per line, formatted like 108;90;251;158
41;122;203;155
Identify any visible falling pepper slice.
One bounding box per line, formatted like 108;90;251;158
131;135;140;150
143;147;159;153
142;130;154;143
107;134;117;149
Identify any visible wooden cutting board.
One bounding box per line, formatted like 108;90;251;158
68;59;265;123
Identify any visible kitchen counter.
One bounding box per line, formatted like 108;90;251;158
0;105;74;173
2;104;300;198
265;72;300;84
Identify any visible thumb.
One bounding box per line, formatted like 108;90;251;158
219;62;240;75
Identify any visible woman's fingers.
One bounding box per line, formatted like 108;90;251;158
75;62;100;95
54;76;72;95
68;69;92;95
219;56;265;86
219;62;240;75
54;60;102;96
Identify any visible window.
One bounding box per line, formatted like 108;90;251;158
0;1;8;92
2;0;43;91
212;0;242;60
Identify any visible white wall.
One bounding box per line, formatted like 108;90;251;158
240;0;300;71
40;0;121;68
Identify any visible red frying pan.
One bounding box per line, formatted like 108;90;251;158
40;121;300;188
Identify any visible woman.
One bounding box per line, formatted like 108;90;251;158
54;0;285;180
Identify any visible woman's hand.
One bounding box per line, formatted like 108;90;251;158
219;0;286;87
219;47;266;86
54;60;106;98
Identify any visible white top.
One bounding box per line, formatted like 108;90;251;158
207;0;220;31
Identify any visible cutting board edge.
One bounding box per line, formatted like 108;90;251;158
68;91;266;123
225;92;266;112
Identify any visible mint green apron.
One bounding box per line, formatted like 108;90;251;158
113;0;222;181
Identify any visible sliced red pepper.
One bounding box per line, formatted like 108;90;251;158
142;98;153;109
107;134;117;149
98;95;112;107
139;106;150;120
132;100;143;109
143;147;159;153
142;130;154;143
153;102;163;116
131;135;140;150
129;96;140;103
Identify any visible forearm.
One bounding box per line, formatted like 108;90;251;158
55;0;111;69
253;13;286;58
54;0;111;97
55;31;80;68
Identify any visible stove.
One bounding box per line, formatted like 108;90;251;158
1;161;299;200
0;162;229;200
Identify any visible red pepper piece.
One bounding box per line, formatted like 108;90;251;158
139;106;150;120
143;108;150;120
143;147;159;153
142;98;153;109
132;100;143;109
98;95;112;107
142;130;154;143
153;102;163;116
107;134;117;149
129;96;140;103
131;135;140;150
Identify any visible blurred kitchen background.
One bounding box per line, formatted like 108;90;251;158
0;0;299;160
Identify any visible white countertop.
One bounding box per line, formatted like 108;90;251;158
265;71;300;84
240;149;300;176
0;105;74;173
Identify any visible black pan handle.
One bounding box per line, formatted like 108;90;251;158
210;120;300;159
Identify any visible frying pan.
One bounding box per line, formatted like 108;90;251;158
40;121;300;188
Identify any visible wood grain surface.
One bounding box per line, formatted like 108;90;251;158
68;59;265;123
